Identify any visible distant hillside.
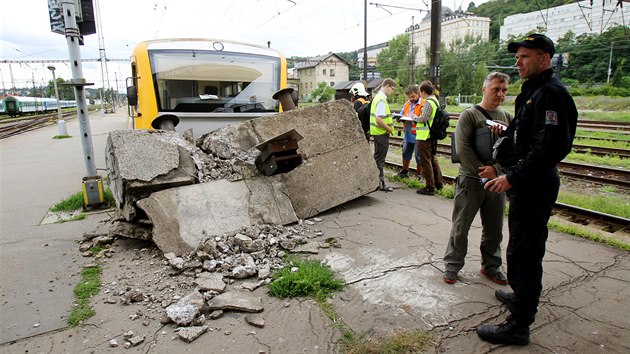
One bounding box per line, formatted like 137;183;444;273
469;0;574;40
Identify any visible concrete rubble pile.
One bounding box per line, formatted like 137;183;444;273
105;99;379;256
82;220;336;343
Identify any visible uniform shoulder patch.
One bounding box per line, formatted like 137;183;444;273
545;110;558;125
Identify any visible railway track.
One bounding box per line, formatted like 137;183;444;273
389;136;630;188
444;113;630;133
384;161;630;232
0;112;74;139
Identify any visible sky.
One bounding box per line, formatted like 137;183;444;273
0;0;490;93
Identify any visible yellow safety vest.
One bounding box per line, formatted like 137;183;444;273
416;97;437;141
369;92;393;136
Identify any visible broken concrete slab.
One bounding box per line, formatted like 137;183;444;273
108;100;379;255
105;130;197;221
207;291;263;313
137;179;298;255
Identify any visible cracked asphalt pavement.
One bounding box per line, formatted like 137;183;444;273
1;110;628;353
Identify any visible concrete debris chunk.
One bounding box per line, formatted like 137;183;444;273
128;335;145;346
245;314;265;328
207;290;263;313
165;291;204;326
105;130;197;221
176;325;209;343
193;273;226;292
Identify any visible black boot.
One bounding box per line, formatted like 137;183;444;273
477;316;530;346
495;289;514;305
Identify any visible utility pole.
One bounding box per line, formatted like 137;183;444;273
47;65;63;123
363;0;368;87
409;15;415;85
430;0;442;90
94;0;113;113
607;41;613;83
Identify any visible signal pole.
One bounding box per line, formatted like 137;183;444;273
430;0;442;90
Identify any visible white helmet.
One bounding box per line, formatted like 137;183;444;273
349;82;368;97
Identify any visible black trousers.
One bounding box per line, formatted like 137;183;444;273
504;169;560;326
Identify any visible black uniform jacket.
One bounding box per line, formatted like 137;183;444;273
502;69;578;188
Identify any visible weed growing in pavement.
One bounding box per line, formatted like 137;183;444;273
56;213;86;223
267;257;344;300
50;192;84;212
50;187;116;213
340;330;432;354
88;245;105;256
389;174;455;199
52;135;72;139
548;220;630;252
68;265;101;327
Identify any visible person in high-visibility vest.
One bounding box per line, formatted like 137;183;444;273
370;78;397;192
397;85;425;179
414;80;444;196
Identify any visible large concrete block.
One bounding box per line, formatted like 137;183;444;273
105;130;197;221
280;140;379;219
136;179;298;255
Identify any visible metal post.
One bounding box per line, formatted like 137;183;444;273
363;0;368;86
60;0;97;177
430;0;442;89
607;42;613;83
47;66;63;122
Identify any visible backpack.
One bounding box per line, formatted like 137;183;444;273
427;97;450;140
357;101;371;138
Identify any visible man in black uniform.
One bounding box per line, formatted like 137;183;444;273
476;34;578;345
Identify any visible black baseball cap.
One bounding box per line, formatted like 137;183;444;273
508;33;555;56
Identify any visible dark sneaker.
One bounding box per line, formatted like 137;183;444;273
397;170;409;177
477;316;530;346
495;289;514;305
416;187;435;196
481;268;508;285
443;271;458;284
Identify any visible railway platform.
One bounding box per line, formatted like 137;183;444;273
1;109;629;353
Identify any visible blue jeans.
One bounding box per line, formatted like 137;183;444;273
401;141;420;165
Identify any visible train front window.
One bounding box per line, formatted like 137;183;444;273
150;50;280;113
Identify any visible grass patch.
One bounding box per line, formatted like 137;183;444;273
50;191;84;212
52;135;72;139
50;186;116;213
268;258;344;300
340;330;432;354
68;265;101;327
565;152;630;169
575;129;630;142
88;245;105;256
549;220;630;252
557;190;630;218
574;138;630;149
56;213;86;223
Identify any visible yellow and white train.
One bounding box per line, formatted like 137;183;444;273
126;38;289;135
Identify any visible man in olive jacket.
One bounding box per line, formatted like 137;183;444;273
443;72;513;285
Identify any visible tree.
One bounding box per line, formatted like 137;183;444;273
311;82;335;103
440;35;498;96
336;50;362;81
376;34;410;87
46;78;75;100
